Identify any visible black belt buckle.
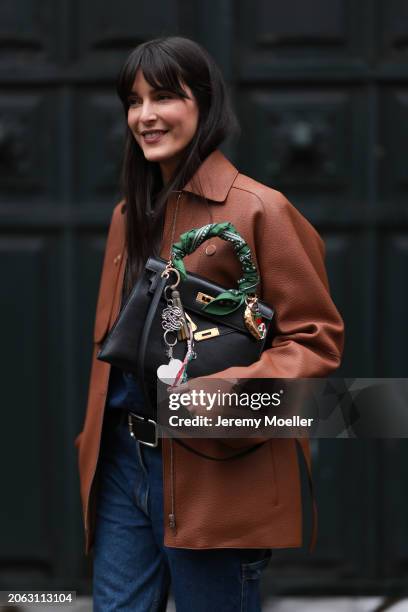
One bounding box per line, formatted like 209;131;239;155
128;412;158;447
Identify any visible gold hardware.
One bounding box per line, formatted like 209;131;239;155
194;327;220;342
161;266;180;289
185;312;197;332
196;292;215;305
171;290;191;341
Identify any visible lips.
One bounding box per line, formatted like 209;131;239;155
142;130;168;143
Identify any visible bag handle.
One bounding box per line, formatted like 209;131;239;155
171;222;260;315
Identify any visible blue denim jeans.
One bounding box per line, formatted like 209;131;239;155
93;409;272;611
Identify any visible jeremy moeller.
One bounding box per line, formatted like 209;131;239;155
168;415;314;429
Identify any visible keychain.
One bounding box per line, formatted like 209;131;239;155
157;284;184;385
157;266;195;385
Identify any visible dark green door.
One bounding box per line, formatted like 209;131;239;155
0;0;406;597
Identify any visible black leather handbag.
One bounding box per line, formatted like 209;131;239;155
97;223;274;460
98;222;273;393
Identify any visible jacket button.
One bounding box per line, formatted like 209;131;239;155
205;244;216;256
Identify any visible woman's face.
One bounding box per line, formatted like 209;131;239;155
127;69;199;183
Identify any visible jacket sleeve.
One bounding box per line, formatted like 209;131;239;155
207;191;344;448
214;191;344;380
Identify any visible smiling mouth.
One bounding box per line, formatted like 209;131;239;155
142;130;169;143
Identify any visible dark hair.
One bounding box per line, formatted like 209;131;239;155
116;36;240;296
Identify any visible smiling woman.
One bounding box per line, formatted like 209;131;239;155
126;70;199;184
115;37;240;298
75;35;344;612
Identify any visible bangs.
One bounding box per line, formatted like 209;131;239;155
117;43;189;107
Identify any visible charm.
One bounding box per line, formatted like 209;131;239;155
170;289;191;341
161;296;184;356
173;336;196;386
157;358;184;385
163;329;177;359
159;274;195;386
185;312;197;332
244;297;266;340
162;303;184;334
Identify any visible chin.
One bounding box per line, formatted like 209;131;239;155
144;148;180;165
141;145;168;159
140;150;162;162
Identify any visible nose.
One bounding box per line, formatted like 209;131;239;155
138;100;158;123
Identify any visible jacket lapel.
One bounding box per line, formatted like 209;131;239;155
181;149;238;203
160;149;239;261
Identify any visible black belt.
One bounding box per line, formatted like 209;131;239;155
128;411;159;447
105;409;160;448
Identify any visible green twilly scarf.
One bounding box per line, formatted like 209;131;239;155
171;222;259;315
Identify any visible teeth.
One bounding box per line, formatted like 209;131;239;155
144;131;165;137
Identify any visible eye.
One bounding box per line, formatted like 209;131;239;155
157;92;174;101
128;96;141;107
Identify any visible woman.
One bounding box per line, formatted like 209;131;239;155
74;36;344;611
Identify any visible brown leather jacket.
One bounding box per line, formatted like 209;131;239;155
74;149;344;555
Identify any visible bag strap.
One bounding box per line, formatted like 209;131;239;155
137;272;169;414
173;438;267;461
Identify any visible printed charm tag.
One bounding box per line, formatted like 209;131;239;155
244;297;266;340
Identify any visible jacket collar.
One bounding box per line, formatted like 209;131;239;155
180;149;239;203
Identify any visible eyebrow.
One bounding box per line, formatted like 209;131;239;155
128;86;169;96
